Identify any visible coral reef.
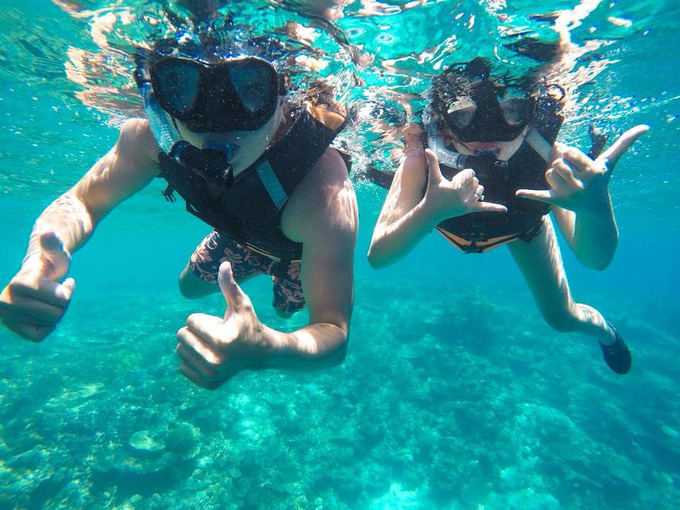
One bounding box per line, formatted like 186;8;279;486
0;278;678;509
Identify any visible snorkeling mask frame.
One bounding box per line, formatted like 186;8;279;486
148;54;285;133
433;58;536;143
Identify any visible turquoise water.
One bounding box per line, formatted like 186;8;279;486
1;0;679;508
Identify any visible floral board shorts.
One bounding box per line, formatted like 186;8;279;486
189;231;305;315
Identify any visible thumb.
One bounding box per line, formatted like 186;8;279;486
516;188;556;205
218;261;249;315
424;149;444;183
599;124;649;174
39;231;70;279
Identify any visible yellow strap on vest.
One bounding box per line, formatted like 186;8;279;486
437;228;520;253
305;101;346;131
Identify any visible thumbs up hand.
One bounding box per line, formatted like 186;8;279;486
176;261;272;389
0;231;75;341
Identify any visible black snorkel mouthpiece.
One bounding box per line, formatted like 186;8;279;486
452;151;509;176
171;143;234;188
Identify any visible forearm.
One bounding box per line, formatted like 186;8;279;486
24;191;95;263
557;196;618;270
258;321;348;370
368;198;439;268
574;197;618;269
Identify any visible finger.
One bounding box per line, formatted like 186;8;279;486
599;124;649;171
476;184;484;199
548;141;565;162
0;319;55;342
186;313;224;339
458;168;476;184
218;262;251;314
186;313;240;349
176;326;223;366
451;168;476;190
179;363;221;390
424;149;444;183
559;148;593;175
461;180;478;203
0;301;62;326
516;188;557;205
62;278;76;299
552;159;584;190
10;277;74;308
175;343;218;378
545;168;571;195
39;232;71;279
0;290;66;322
474;201;508;213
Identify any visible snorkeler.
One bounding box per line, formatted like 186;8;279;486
367;57;648;374
0;36;358;389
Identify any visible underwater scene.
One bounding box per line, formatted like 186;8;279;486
0;0;679;508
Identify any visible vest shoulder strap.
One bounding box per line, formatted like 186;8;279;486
248;101;346;210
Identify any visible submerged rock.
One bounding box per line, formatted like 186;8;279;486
129;430;165;453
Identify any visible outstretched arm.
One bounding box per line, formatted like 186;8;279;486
367;146;431;268
517;125;648;270
174;149;359;389
265;149;358;367
26;118;159;256
0;118;160;341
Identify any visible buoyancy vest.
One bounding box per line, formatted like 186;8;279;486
158;101;347;260
434;139;553;253
434;92;563;252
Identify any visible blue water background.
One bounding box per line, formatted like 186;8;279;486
0;0;679;508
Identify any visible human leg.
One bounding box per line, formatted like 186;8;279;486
507;216;631;373
178;231;259;299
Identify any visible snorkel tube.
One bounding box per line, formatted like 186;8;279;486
427;122;471;170
133;53;234;186
133;58;184;156
426;122;509;174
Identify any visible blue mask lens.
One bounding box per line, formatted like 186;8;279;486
152;59;201;115
229;64;274;114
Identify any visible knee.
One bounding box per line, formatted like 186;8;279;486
541;309;578;332
178;273;196;299
178;268;206;299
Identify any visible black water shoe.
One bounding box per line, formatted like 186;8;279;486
600;323;632;374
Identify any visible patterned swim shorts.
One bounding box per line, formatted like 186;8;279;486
188;231;305;315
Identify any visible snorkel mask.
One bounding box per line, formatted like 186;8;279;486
149;55;284;133
134;47;285;187
428;57;566;173
433;58;534;143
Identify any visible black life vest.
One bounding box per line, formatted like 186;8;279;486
434;92;563;252
158;102;346;260
434;138;552;252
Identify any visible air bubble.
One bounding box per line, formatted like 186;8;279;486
346;27;364;39
376;32;395;45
